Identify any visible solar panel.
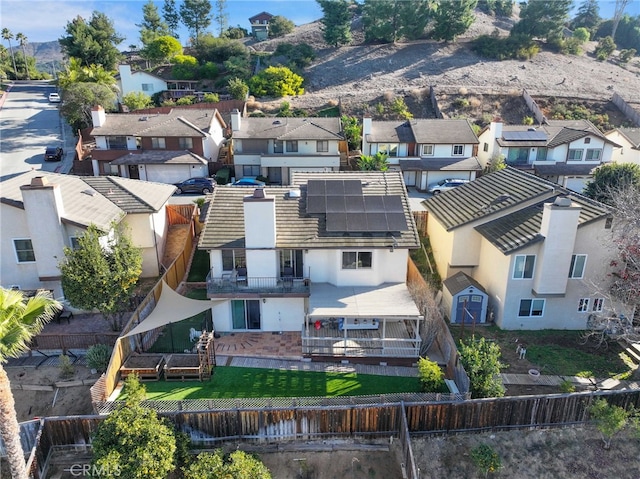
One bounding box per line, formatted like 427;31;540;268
366;213;388;231
345;196;365;212
383;196;404;213
386;213;408;231
325;180;344;195
326;213;347;232
343;180;363;196
364;196;385;212
307;179;325;196
346;212;368;231
326;195;346;213
502;130;547;141
306;195;326;214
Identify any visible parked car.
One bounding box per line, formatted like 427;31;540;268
173;177;214;195
48;92;61;103
44;147;64;162
427;178;469;194
232;178;266;187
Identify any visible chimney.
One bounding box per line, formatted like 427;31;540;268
230;109;241;132
92;105;106;128
491;120;503;140
532;197;581;296
361;116;372;154
243;188;276;248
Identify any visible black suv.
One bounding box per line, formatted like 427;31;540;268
44;147;64;162
173;177;214;194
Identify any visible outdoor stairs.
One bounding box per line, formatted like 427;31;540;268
621;341;640;367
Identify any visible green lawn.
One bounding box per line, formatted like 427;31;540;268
123;366;420;400
187;249;210;282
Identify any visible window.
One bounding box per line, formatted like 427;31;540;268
273;140;283;153
578;298;590;312
69;237;81;250
584;137;591;144
231;300;261;329
286;140;298;152
141;83;153;92
586;149;602;160
179;137;193;149
592;298;604;312
483;143;489;153
513;255;535;279
507;147;529;164
452;145;464;156
378;144;398;157
107;136;127;150
605;217;613;229
342;251;372;269
280;249;303;277
13;239;35;263
536;148;548;161
222;250;246;271
518;299;545;317
568;254;587;279
243;165;260;177
422;144;434;156
316;140;328;152
151;137;166;149
568;149;583;161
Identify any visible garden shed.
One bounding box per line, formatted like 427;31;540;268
442;272;488;325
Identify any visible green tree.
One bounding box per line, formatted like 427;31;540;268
144;35;183;64
172;54;199;79
459;336;505;398
248;66;304;97
195;35;250;63
227;77;249;100
363;0;434;43
59;82;117;131
0;288;60;479
341;115;361;151
417;357;446;392
484;154;506;173
357;152;389;171
214;0;229;36
92;376;176;479
478;0;513;16
138;0;171;47
571;0;601;32
221;25;248;39
59;12;124;70
589;398;630;449
183;450;271;479
60;224;142;330
611;0;631;42
15;33;29;80
594;35;617;60
223;55;251;79
163;0;181;38
268;15;295;38
122;91;153;111
511;0;572;42
57;57;117;90
318;0;353;47
180;0;213;46
432;0;478;42
573;27;591;43
1;28;18;80
584;163;640;205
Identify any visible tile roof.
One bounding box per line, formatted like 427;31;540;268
443;271;487;295
366;121;415;143
423;167;561;231
111;150;207;165
199;171;420;250
1;171;174;230
497;120;613;149
233;117;343;141
475;194;610;254
399;157;482;171
91;109;220;137
534;163;596;176
617;127;640;148
365;119;479;145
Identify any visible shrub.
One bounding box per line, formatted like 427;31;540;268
227;77;249;100
172;54;198;80
573;27;590;43
471;444;501;478
589;398;630;449
390;97;413;119
619;49;637;63
523;116;534;125
454;97;470;108
176;95;196;105
202;92;220;103
472;34;539;60
341;115;362;151
559;380;576;393
417;357;446;392
199;61;219;80
595;36;616;61
59;354;75;379
248;66;304;97
459;336;505;398
274;42;316;69
86;344;112;372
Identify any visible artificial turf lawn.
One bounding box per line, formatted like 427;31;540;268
124;366;421;400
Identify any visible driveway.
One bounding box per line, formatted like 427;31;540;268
407;187;431;212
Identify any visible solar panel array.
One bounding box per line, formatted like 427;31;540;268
306;179;408;233
502;130;547;141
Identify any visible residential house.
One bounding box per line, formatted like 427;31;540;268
229;109;345;185
604;127;640;166
249;12;274;41
116;64;167;101
90;105;226;182
478;120;620;192
361;117;481;190
198;171;424;361
424;167;628;330
0;171;176;298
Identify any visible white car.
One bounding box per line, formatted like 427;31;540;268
49;93;61;103
427;178;469;194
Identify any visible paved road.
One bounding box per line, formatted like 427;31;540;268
0;81;74;181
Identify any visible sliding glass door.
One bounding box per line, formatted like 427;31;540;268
231;300;261;330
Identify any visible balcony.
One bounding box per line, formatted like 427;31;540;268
206;270;310;297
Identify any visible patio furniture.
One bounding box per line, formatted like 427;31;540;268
189;328;202;342
236;267;247;285
54;308;74;324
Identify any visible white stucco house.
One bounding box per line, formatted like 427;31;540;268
229;110;346;185
424;167;629;330
0;171;175;298
361;117;481;190
604;127;640;166
198;171;424;362
478;120;621;193
89;105;226;183
116;64;167;101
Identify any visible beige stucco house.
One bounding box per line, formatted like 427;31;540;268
604;127;640;166
0;171;175;298
424;167;628;330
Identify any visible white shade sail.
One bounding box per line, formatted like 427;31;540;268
123;281;221;337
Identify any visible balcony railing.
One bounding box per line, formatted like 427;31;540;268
206;271;310;295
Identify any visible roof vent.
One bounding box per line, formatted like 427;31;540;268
81;189;96;196
288;188;301;198
30;176;49;187
528;127;536;131
272;120;281;125
253;188;265;198
553;196;572;207
139;116;148;121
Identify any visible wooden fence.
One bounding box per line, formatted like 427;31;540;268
25;390;640;478
412;211;428;236
30;333;120;353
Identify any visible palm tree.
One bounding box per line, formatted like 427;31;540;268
1;28;18;80
0;288;60;479
15;33;29;80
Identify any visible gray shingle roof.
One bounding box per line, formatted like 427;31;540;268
366;121;415;143
443;271;487;295
111;150;207;165
366;119;479;145
399;157;482;171
233;117;343;140
91;109;220;137
618;127;640;148
199;171;419;250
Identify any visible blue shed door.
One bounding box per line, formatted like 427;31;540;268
456;295;483;324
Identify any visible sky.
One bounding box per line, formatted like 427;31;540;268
1;0;639;47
